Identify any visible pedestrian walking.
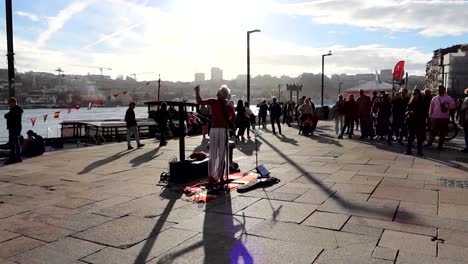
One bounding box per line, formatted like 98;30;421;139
459;90;468;153
158;102;170;146
125;102;144;150
332;95;345;134
425;85;456;151
405;88;426;156
4;97;23;164
235;100;247;141
338;94;358;139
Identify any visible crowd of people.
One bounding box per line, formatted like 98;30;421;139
331;85;465;156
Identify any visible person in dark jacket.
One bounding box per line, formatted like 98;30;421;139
125;102;144;150
4;97;23;164
269;97;282;135
374;93;393;144
338;94;358;139
21;130;45;157
356;89;374;139
405;88;426;156
257;100;268;129
391;88;409;144
235;100;247;141
157;102;170;146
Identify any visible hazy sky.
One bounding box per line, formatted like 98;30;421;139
1;0;467;81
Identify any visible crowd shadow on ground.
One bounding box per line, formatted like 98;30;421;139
78;149;136;174
353;137;468;173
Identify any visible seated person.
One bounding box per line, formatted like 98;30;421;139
21;130;45;157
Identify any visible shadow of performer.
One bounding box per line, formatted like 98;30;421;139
78;149;136;175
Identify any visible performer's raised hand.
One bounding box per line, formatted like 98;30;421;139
194;85;200;93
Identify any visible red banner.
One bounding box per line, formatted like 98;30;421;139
393;61;405;83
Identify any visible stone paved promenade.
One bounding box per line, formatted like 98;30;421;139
1;121;468;264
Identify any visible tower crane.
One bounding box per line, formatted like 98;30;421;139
72;65;112;79
55;67;64;85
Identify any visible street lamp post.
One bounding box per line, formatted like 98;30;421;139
247;29;261;103
338;82;343;94
321;51;332;107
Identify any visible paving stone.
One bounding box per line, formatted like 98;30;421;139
438;229;468;247
78;195;135;213
73;215;175;248
0;236;45;259
43;212;114;232
174;212;264;237
348;216;436;236
205;196;260;214
439;191;468;206
396;250;464;264
0;218;75;242
249;221;378;249
437;243;468;262
291;174;331;184
31;205;81;219
273;183;313;195
136;208;204;224
236;199;318;223
372;185;438;204
341;164;389;173
438;203;468;221
378;230;436;256
318;198;398;221
331;183;377;194
0;203;28;219
372;246;398;261
314;242;387;264
239;188;303;201
11;237;104;264
302;211;350;230
82;228;198;264
0;230;20;243
397;201;437;216
295;189;334;204
53;198;95;209
151;234;323;264
95;182;159;198
396;211;468;233
333;191;371;201
341;223;383;237
324;170;358;183
350;175;383;186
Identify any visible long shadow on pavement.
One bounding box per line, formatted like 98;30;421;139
130;147;162;167
78;149;136;175
258;134;412;220
155;192;253;263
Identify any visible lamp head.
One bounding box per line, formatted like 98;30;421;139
248;29;261;34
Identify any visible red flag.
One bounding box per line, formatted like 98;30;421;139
54;112;60;119
393;61;405;83
43;114;48;122
114;93;119;97
31;117;36;126
123;91;128;95
67;108;72;114
97;99;103;105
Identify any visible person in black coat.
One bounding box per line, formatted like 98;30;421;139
4;97;23;164
405;88;426;156
125;102;144;150
269;97;282;135
257;100;268;129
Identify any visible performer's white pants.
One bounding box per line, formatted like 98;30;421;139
209;128;228;181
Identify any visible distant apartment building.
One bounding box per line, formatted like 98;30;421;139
211;67;223;81
194;73;205;82
426;44;468;96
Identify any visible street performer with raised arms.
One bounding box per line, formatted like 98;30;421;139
195;85;235;186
